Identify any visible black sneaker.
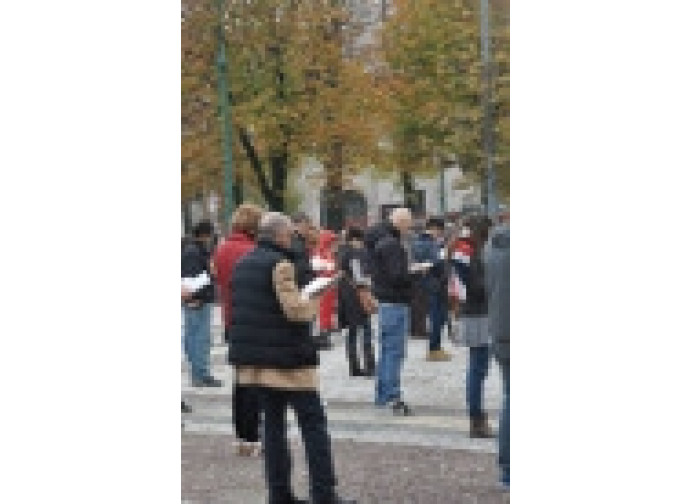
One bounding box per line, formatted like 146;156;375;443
326;497;358;504
307;497;357;504
203;376;223;387
388;399;413;417
314;333;333;351
269;497;308;504
181;400;192;414
192;376;223;388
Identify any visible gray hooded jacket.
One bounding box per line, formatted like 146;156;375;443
485;225;510;363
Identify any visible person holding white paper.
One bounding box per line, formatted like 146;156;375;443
181;220;222;388
370;208;415;416
411;216;453;362
314;230;339;349
338;227;376;377
228;212;356;504
453;215;494;439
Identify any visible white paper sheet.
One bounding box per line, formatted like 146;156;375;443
409;262;434;273
311;256;336;272
181;272;211;293
300;275;339;300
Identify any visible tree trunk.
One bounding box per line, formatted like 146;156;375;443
268;146;288;212
238;127;281;209
233;174;244;206
402;171;414;207
323;140;344;230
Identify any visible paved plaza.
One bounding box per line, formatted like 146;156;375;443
182;307;508;503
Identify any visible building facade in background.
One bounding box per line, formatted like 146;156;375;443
294;158;482;229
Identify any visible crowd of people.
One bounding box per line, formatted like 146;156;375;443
181;204;510;503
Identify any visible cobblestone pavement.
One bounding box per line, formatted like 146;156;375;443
183;434;509;504
182;307;508;502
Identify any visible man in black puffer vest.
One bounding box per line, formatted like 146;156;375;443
228;212;356;504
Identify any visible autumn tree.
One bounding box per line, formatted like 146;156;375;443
491;3;510;200
182;0;388;213
380;0;509;202
182;0;223;204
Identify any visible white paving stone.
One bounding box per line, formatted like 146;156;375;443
184;305;502;410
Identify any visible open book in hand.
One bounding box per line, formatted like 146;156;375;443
300;274;341;301
409;262;434;274
181;272;211;293
311;256;336;272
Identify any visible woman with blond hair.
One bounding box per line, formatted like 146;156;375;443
213;203;265;456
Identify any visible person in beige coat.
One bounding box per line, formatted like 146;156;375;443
228;212;356;504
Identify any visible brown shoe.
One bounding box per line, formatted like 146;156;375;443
427;349;452;362
469;414;494;438
236;441;263;457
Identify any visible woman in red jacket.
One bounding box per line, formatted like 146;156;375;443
212;203;264;456
312;229;338;347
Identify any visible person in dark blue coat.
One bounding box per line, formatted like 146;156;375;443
412;216;453;361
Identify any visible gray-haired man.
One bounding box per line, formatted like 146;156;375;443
370;208;415;415
228;212;356;504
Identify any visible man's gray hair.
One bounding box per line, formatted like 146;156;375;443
388;207;412;225
257;212;293;242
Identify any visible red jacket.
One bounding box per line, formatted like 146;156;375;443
315;231;338;331
213;231;255;328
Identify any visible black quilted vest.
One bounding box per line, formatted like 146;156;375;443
227;240;317;369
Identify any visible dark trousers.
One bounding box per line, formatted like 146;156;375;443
498;361;510;485
467;345;491;418
410;279;429;338
257;388;337;504
233;383;261;443
346;321;375;375
428;293;447;352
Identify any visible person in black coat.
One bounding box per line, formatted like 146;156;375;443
338;228;376;377
290;211;316;288
369;208;415;416
181;221;222;388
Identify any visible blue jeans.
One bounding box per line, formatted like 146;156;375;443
498;361;510;486
427;292;447;352
467;345;490;418
183;303;211;382
376;303;409;406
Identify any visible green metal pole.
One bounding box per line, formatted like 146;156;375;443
216;0;233;230
480;0;496;219
440;164;446;215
